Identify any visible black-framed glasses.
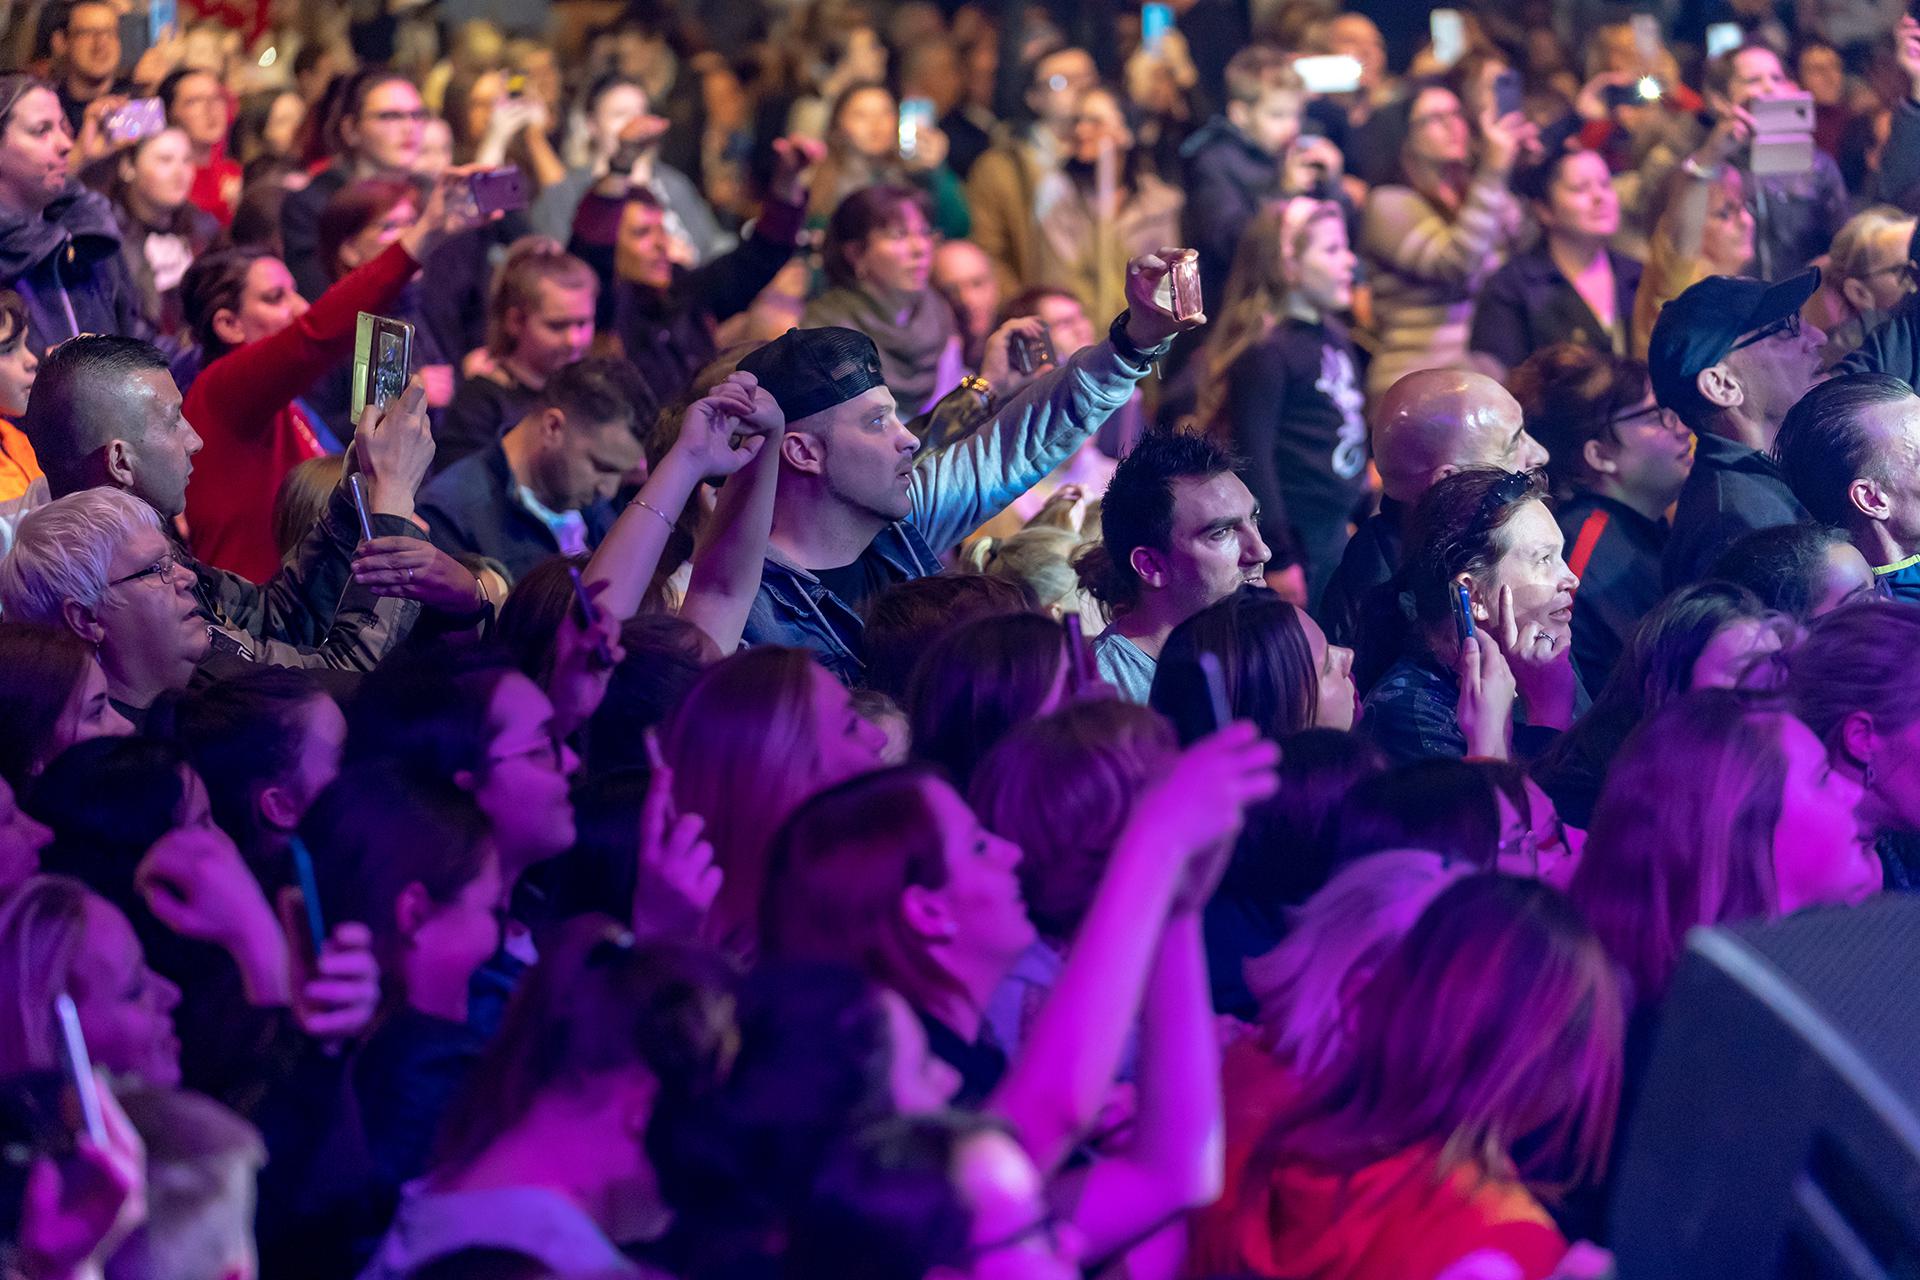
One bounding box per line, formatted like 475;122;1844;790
1728;311;1801;354
1603;402;1688;438
960;1211;1069;1262
107;552;180;589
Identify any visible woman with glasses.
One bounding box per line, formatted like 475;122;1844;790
1357;82;1524;398
1509;345;1694;692
1630;109;1754;361
0;73;146;356
1361;467;1581;766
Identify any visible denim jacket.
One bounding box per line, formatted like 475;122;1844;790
743;337;1154;682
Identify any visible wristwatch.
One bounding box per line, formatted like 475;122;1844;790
1109;309;1173;370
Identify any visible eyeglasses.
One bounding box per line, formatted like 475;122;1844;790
1411;106;1466;128
1604;402;1688;438
365;109;431;125
1727;311;1801;354
107;552;181;589
960;1211;1069;1262
484;732;568;773
1859;261;1917;289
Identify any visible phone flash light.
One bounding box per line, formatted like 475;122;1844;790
1636;75;1660;101
259;46;276;66
1048;74;1069;93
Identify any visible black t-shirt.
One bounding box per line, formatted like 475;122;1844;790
810;551;892;611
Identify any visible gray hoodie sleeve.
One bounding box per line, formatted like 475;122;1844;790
906;338;1151;554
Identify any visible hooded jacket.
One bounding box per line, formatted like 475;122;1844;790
0;180;147;355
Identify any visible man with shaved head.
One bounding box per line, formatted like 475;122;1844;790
1320;368;1548;686
1774;372;1920;601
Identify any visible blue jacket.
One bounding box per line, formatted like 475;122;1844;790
417;442;618;584
0;181;146;355
743;337;1156;682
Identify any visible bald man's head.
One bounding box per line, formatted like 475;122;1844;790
1372;369;1547;503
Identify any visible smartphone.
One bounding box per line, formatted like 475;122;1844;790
898;96;936;160
1492;69;1523;119
148;0;175;45
351;313;414;423
1141;2;1173;54
53;994;107;1147
1198;651;1233;732
567;564;617;668
1064;613;1092;692
468;166;530;216
1293;54;1363;96
1155;248;1203;322
1452;583;1476;645
347;472;376;543
105;96;164;145
1630;13;1660;63
1429;9;1466;69
506;73;527;99
1749;90;1815;176
1705;21;1743;61
288;834;327;959
1010;328;1056;375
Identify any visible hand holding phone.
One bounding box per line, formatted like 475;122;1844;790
468;166;530;216
567;565;618;669
105;97;164;146
1453;582;1477;646
287;834;328;961
348;473;377;544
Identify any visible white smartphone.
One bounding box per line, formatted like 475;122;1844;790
1705;21;1743;61
1430;9;1466;69
1294;54;1363;95
54;993;107;1146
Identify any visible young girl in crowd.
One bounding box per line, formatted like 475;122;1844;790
0;621;132;789
107;127;220;341
906;611;1081;794
1198;198;1369;606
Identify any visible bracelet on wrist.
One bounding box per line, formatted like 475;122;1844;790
630;496;677;531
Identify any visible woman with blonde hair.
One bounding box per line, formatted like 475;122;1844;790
1198;198;1369;607
1814;205;1917;364
661;646;889;958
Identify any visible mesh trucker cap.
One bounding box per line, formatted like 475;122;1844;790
738;326;888;422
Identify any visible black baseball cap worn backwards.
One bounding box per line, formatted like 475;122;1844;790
738;327;888;423
1647;268;1819;417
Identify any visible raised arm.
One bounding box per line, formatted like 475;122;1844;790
1359;104;1521;288
681;386;785;654
582;373;775;623
988;723;1278;1173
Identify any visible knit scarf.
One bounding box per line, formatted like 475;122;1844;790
805;281;955;413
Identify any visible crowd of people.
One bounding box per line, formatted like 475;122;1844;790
1;0;1919;1276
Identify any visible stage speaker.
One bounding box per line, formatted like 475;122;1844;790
1610;896;1920;1279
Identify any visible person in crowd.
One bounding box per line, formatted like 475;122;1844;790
1648;270;1824;588
158;67;242;228
19;335;433;669
1032;83;1184;325
48;0;130;134
1709;521;1878;619
1193;874;1623;1280
1358;81;1524;397
1774;372;1920;600
231;89;307;169
967;46;1099;294
1332;757;1578;885
1533;581;1787;828
1196;197;1368;608
1711;41;1850;281
1321;369;1548;681
805;82;970;240
802;184;963;416
1469;144;1644;378
1572;688;1881;1021
1363;467;1580;765
417;358;649;584
969;524;1102;631
107;127;219;342
278;68;428;301
740;250;1197;684
609;137;816;408
1180;46;1317;314
969;699;1177;1065
0;287;42;554
1814;206;1916;365
0;621;131;789
105;1087;265;1280
0;74;146;354
931;238;1000;369
1786;599;1920;889
660;646;889;958
1151;585;1358;743
439;238;599;469
905;611;1080;795
1510;346;1694;692
171;666;343;879
1630;109;1755;360
358;923;737;1280
0;487;209;725
860;572;1039;702
177;170;486;583
1078;429;1268;703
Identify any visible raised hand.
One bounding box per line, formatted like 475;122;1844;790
769;135;826;203
980;315;1052;394
1123;248;1208;350
1455;629;1518;759
1489;583;1577;731
398;166;498;263
1125;721;1281;913
136;826;291;1004
352;375;434;519
1479;99;1525;177
16;1078;146;1280
352;538;487;613
669;371;779;479
292;920;382;1046
632;730;723;940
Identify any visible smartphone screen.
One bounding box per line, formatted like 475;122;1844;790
1199;652;1232;732
1430;9;1466;69
149;0;175;45
1705;21;1743;61
1293;54;1363;96
1453;584;1477;645
898;97;935;159
288;834;327;959
1142;2;1173;54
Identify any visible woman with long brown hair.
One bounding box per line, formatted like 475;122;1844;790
1196;199;1369;607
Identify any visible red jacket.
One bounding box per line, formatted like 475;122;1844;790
184;241;416;583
